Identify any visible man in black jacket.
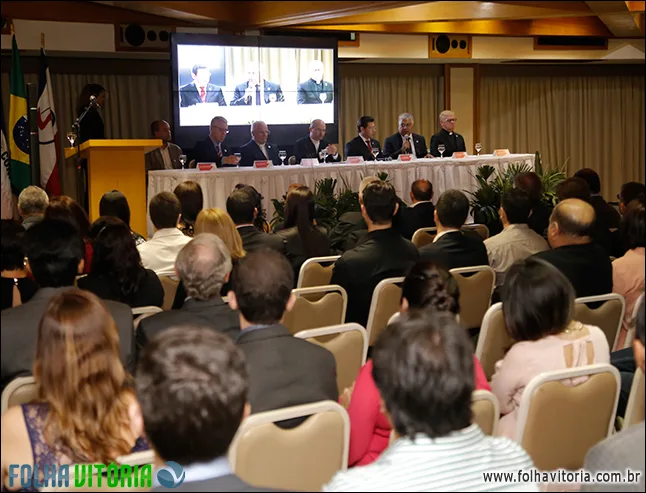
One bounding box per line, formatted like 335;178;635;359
293;119;340;164
239;121;281;167
297;60;334;104
344;116;383;162
574;168;621;231
230;63;284;106
227;188;285;254
399;179;435;240
179;64;227;107
430;110;466;158
383;112;428;160
192;116;241;167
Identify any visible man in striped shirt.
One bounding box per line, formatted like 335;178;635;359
324;310;537;492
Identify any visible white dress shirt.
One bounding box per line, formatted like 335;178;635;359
160;145;173;170
258;143;269;159
137;228;192;277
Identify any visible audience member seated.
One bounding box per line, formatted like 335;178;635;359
137;192;191;277
617;182;645;216
531;198;612;299
271;183;305;233
574;168;621;230
173;180;204;238
44;195;93;274
513;171;552;237
277;186;331;281
325;310;536;492
1;221;38;310
344;261;491;468
137;234;239;351
1;289;148;492
1;220;135;391
78;217;163;308
491;257;609;440
230;250;338;425
582;297;644;493
612;201;645;349
17;186;48;231
418;190;488;270
136;326;273;492
227;188;284;254
484;189;549;287
100;190;147;245
329;176;378;253
233;184;271;233
398;179;435;240
331;181;419;327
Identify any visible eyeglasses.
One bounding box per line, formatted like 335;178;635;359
213;126;229;134
445;118;457;123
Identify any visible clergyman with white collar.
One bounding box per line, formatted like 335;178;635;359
430;110;466;158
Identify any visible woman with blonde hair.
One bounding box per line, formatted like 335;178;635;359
1;289;148;491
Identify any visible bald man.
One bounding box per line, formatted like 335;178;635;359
297;60;334;104
239;121;281;167
430;110;466;158
293;119;340;164
530;198;612;298
398;179;436;240
231;62;284;106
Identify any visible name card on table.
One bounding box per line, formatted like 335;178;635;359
347;156;364;164
197;162;214;171
253;160;271;168
399;154;413;162
300;158;318;167
452;152;467;159
494;149;510;157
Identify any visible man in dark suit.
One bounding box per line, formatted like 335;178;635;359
145;120;183;172
419;190;489;270
231;250;338;425
227;187;285;254
138;327;273;492
331;181;420;327
430;110;466;158
297;60;334;104
239;121;281;167
180;64;227;107
231;63;284;106
574;168;621;231
383;112;428;160
0;220;135;392
344;115;383;162
293;119;341;164
192;116;241;168
329;177;379;253
531;198;612;299
399;179;435;240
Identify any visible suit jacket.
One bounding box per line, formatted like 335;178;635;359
531;243;613;299
419;230;489;271
590;195;621;231
398;201;436;240
383;132;427;159
329;212;367;254
430;128;466;158
296;78;334;104
231;80;284;106
237;226;285;254
78;108;105;144
277;225;331;284
180;82;227;107
145;143;183;172
344;135;382;162
77;269;164;308
0;287;135;392
528;202;553;238
137;297;239;351
293;135;341;164
193;137;233;168
330;228;420;327
239;140;281;167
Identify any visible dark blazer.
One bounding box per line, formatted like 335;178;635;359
0;287;134;392
398;201;436;240
180;82;227;107
590;195;621;231
531;243;613;299
344;135;382;162
193;137;233;168
330;228;420;327
1;276;38;311
419;230;489;271
237;226;285;254
239;140;281;167
78;108;104;144
277;226;331;284
528;202;553;238
152;474;278;492
383;132;427;159
329;211;367;254
78;269;164;308
137;297;240;352
293;136;341;164
145;143;183;172
296;78;334;104
231;80;284;106
430;128;466;158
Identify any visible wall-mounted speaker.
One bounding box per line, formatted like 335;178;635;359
429;34;472;59
116;24;174;52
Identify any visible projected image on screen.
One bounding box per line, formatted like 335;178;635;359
176;45;335;127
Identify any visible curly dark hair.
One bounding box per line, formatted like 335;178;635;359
234;184;269;232
401;261;460;315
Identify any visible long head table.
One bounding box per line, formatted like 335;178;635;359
147;154;535;238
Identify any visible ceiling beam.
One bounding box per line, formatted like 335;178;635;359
586;1;643;36
625;1;646;12
93;1;241;25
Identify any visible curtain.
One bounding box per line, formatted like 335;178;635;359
479;68;645;199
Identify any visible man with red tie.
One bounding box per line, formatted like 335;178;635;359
192;116;240;168
180;64;227;107
344;116;383;162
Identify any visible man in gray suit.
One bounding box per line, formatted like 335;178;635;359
138;326;274;492
582;297;645;492
145;120;183;172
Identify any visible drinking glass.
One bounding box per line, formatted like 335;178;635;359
234;153;241;168
371;144;380;161
278;150;287;166
319;148;328;162
179;154;187;170
319;93;327;103
66;132;77;148
438;144;446;158
426;148;431;158
475;143;482;156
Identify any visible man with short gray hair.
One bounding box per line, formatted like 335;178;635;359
239;120;281;167
136;233;240;352
193;116;240;168
430;110;466;158
18;186;49;230
383;112;428;159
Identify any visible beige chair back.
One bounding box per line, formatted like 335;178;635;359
471;390;499;436
282;285;347;335
624;367;645;428
450;266;495;330
625;292;644;348
297;256;340;289
132;306;163;332
366;277;405;346
574;294;625;351
229;401;350;492
516;364;620;471
411;227;437;249
295;324;368;393
462;224;490;241
159;276;179;311
475;302;514;381
1;376;38;415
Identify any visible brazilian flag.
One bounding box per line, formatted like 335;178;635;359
9;34;30;194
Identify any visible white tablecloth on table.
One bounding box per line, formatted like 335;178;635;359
147;154;535;237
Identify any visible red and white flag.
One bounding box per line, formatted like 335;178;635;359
37;47;60;196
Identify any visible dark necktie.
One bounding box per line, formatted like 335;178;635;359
255;85;261;106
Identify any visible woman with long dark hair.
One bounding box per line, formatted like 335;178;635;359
76;83;106;144
1;220;38;310
99;190;146;245
173;181;203;238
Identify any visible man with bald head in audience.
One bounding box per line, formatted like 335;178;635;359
531;198;612;299
398;179;435;240
293;119;340;164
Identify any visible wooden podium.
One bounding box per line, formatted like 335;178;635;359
65;139;162;237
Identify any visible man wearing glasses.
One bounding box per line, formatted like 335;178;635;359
430;110;466;158
383;112;428;159
239;121;281;167
193;116;240;168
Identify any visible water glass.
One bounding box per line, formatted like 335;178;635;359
234;153;241;168
438;144;446;158
319;149;328;162
371;144;380;161
475;143;482;156
278;150;287;166
179;154;187;170
66;132;77;148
